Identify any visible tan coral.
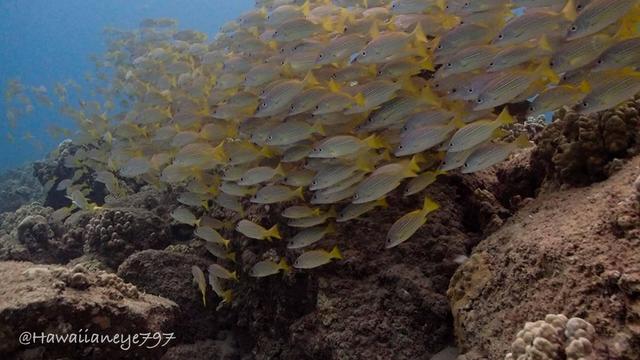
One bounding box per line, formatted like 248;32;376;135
505;314;595;360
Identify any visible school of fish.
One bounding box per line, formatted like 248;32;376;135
5;0;640;307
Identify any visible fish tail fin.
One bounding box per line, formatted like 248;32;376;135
275;163;286;177
369;21;380;38
312;207;322;216
227;252;237;263
411;153;426;167
449;115;466;129
266;224;282;240
312;121;326;136
261;145;276;158
326;222;336;234
578;80;591;93
402;77;419;94
230;271;239;282
421;86;442;106
515;134;532;149
295;186;305;200
538;35;552;53
356;156;373;172
419;56;435;71
278;258;291;272
303;71;320;87
222;289;233;304
411;22;428;45
321;17;334;32
363;134;385;149
353;92;366;107
561;0;577;21
435;0;446;10
326;206;338;218
422;197;440;213
542;63;560;84
328;79;342;93
301;0;310;16
496;107;514;125
329;245;343;260
222;238;231;249
377;197;389;208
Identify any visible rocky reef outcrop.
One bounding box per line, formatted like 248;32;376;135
0;261;177;359
448;154;640;359
0;164;44;214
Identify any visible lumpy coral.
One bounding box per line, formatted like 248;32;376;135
533;96;640;186
505;314;595;360
84;208;169;267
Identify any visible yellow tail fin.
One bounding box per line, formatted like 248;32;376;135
422;197;440;213
329;245;343;260
495;107;514;125
515;134;532;149
266;224;282;240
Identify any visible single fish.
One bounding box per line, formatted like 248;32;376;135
293;245;343;269
236;219;281;240
386;197;440;248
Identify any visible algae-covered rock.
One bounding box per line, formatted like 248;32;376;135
117;249;227;343
449;154;640;359
0;261;177;358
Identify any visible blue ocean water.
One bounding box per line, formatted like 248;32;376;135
0;0;254;171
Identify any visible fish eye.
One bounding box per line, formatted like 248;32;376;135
274;31;279;35
315;105;320;110
467;88;473;93
597;59;603;65
240;177;244;181
343;26;348;32
476;98;483;103
582;101;589;107
318;53;324;58
361;51;366;56
489;62;494;67
497;34;504;40
437;44;443;50
377;70;382;75
312;180;318;185
353;193;359;199
549;60;555;67
570;25;577;32
463;2;469;7
446;63;452;68
398;145;404;149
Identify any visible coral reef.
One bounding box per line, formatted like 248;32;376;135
448;154;640;359
83;208;170;267
532;97;640;186
117;249;228;343
0;203;81;263
0;164;44;214
32;140;108;209
0;261;177;358
504;314;595;360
